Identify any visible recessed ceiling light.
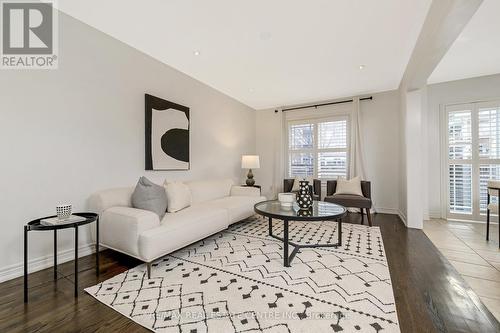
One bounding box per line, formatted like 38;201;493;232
359;65;366;70
249;88;254;93
193;50;201;56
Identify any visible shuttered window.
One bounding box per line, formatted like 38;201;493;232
449;164;472;213
479;164;500;212
446;101;500;220
287;117;349;180
478;107;500;159
448;111;472;159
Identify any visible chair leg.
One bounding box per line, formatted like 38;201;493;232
360;208;364;225
146;262;152;279
486;208;490;241
366;208;373;227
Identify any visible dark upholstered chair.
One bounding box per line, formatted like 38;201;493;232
325;180;372;226
283;179;321;201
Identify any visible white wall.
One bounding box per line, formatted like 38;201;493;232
403;88;426;229
427;73;500;218
398;88;408;223
255;90;401;213
0;13;256;281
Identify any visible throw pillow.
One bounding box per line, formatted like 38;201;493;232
131;177;167;217
335;176;364;196
164;181;192;213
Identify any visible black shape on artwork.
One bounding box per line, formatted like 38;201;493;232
161;129;189;162
145;94;190;170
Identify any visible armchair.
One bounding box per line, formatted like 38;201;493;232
325;180;372;226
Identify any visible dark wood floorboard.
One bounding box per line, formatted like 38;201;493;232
0;213;498;332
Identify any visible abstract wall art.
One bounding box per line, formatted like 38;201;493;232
145;94;190;170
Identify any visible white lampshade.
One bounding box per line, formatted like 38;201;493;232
241;155;260;169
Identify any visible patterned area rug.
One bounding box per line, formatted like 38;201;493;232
86;215;399;332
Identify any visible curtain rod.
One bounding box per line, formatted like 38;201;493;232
280;96;373;112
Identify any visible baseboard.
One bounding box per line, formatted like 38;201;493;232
374;207;400;215
397;210;407;225
0;243;96;283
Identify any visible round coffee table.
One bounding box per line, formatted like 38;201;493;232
24;212;99;302
254;200;347;267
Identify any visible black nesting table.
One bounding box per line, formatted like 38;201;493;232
254;200;347;267
24;212;99;302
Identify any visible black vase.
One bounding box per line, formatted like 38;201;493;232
297;206;313;217
296;180;313;210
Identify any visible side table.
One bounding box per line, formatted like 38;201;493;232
241;184;261;194
24;212;99;302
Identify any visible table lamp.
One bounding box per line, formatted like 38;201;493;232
241;155;260;186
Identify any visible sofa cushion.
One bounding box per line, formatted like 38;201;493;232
325;194;372;208
138;206;228;261
185;179;233;204
131;177;167;217
198;195;266;224
164;181;191;213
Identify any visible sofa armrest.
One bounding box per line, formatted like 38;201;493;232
230;185;260;197
99;206;161;258
89;187;134;214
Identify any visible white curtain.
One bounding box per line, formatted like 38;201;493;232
350;97;366;178
270;109;285;199
350;97;375;213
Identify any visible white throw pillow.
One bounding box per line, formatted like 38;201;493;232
335;176;363;196
291;176;314;192
164;181;192;213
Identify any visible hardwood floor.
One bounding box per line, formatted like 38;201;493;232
1;213;499;333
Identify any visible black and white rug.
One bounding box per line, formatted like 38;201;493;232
86;215;399;332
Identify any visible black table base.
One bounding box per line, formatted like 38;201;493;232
24;213;99;303
268;217;342;266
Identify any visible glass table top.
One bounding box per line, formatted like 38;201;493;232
254;200;346;220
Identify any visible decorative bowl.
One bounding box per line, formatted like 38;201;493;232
56;204;72;220
278;193;295;209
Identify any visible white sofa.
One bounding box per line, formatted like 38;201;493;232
89;179;266;277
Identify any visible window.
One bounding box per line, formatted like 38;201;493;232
287;117;349;179
446;101;500;220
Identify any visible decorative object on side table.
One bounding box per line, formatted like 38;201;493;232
296;180;313;209
56;204;72;219
241;155;260;186
24;212;99;303
145;94;190;171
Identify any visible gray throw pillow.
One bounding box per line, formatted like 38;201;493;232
131;177;167;217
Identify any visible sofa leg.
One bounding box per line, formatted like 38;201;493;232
366;208;373;227
360;208;364;225
146;262;152;279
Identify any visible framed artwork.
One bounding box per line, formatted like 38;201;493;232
145;94;190;170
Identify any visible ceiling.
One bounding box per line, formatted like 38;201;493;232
428;0;500;84
57;1;431;109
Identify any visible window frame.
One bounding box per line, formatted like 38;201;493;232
286;115;351;180
444;100;500;221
